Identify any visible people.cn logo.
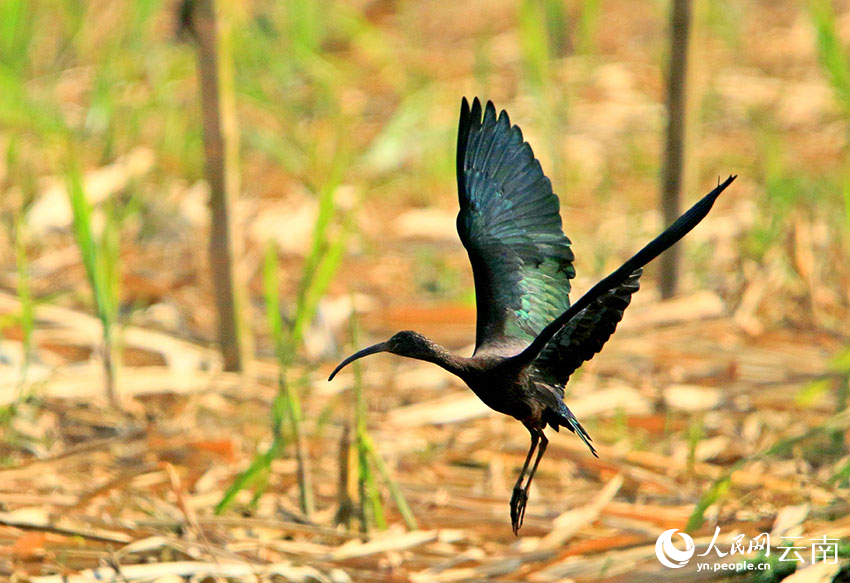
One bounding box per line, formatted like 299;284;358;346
655;529;695;568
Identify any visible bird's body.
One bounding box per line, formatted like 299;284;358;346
330;97;736;533
421;338;543;423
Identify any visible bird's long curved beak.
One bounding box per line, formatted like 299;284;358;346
328;342;389;381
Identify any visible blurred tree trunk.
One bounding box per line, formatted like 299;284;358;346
660;0;691;299
189;0;248;371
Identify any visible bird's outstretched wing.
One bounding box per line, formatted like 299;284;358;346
456;97;575;351
535;268;642;391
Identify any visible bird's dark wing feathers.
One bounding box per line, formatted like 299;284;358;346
536;268;642;392
457;97;575;351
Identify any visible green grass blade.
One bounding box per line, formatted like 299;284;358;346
13;215;33;384
218;240;315;516
577;0;602;55
686;476;730;532
288;0;324;59
810;0;850;115
518;0;551;91
291;229;347;349
0;0;33;73
290;151;346;348
685;415;704;475
219;153;347;515
66;158;120;405
215;443;279;514
349;314;378;529
100;202;120;325
543;0;568;57
843;170;850;235
362;443;386;529
66;164;101;311
348;312;403;530
364;433;418;530
263;242;285;359
350;314;366;436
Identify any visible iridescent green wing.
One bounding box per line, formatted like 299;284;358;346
456;98;575;351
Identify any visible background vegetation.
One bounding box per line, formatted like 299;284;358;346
2;0;850;581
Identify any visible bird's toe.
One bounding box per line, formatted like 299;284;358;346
510;487;528;534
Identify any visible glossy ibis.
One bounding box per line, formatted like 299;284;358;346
329;97;735;534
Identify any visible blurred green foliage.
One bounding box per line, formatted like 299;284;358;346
5;0;850;537
66;158;122;403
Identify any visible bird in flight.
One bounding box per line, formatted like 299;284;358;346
330;97;735;533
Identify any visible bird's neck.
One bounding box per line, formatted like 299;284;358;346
416;342;473;379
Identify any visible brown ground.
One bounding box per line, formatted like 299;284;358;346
2;0;850;582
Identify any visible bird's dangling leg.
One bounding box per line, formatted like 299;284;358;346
523;430;548;499
510;429;543;534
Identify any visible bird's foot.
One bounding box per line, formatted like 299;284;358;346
510;486;528;535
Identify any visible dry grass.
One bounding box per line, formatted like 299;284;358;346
2;0;850;581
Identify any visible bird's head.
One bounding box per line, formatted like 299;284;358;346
327;330;434;381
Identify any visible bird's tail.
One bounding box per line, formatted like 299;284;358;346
556;403;598;458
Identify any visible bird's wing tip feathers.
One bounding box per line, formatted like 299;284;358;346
461;97;504;123
460;97;518;137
